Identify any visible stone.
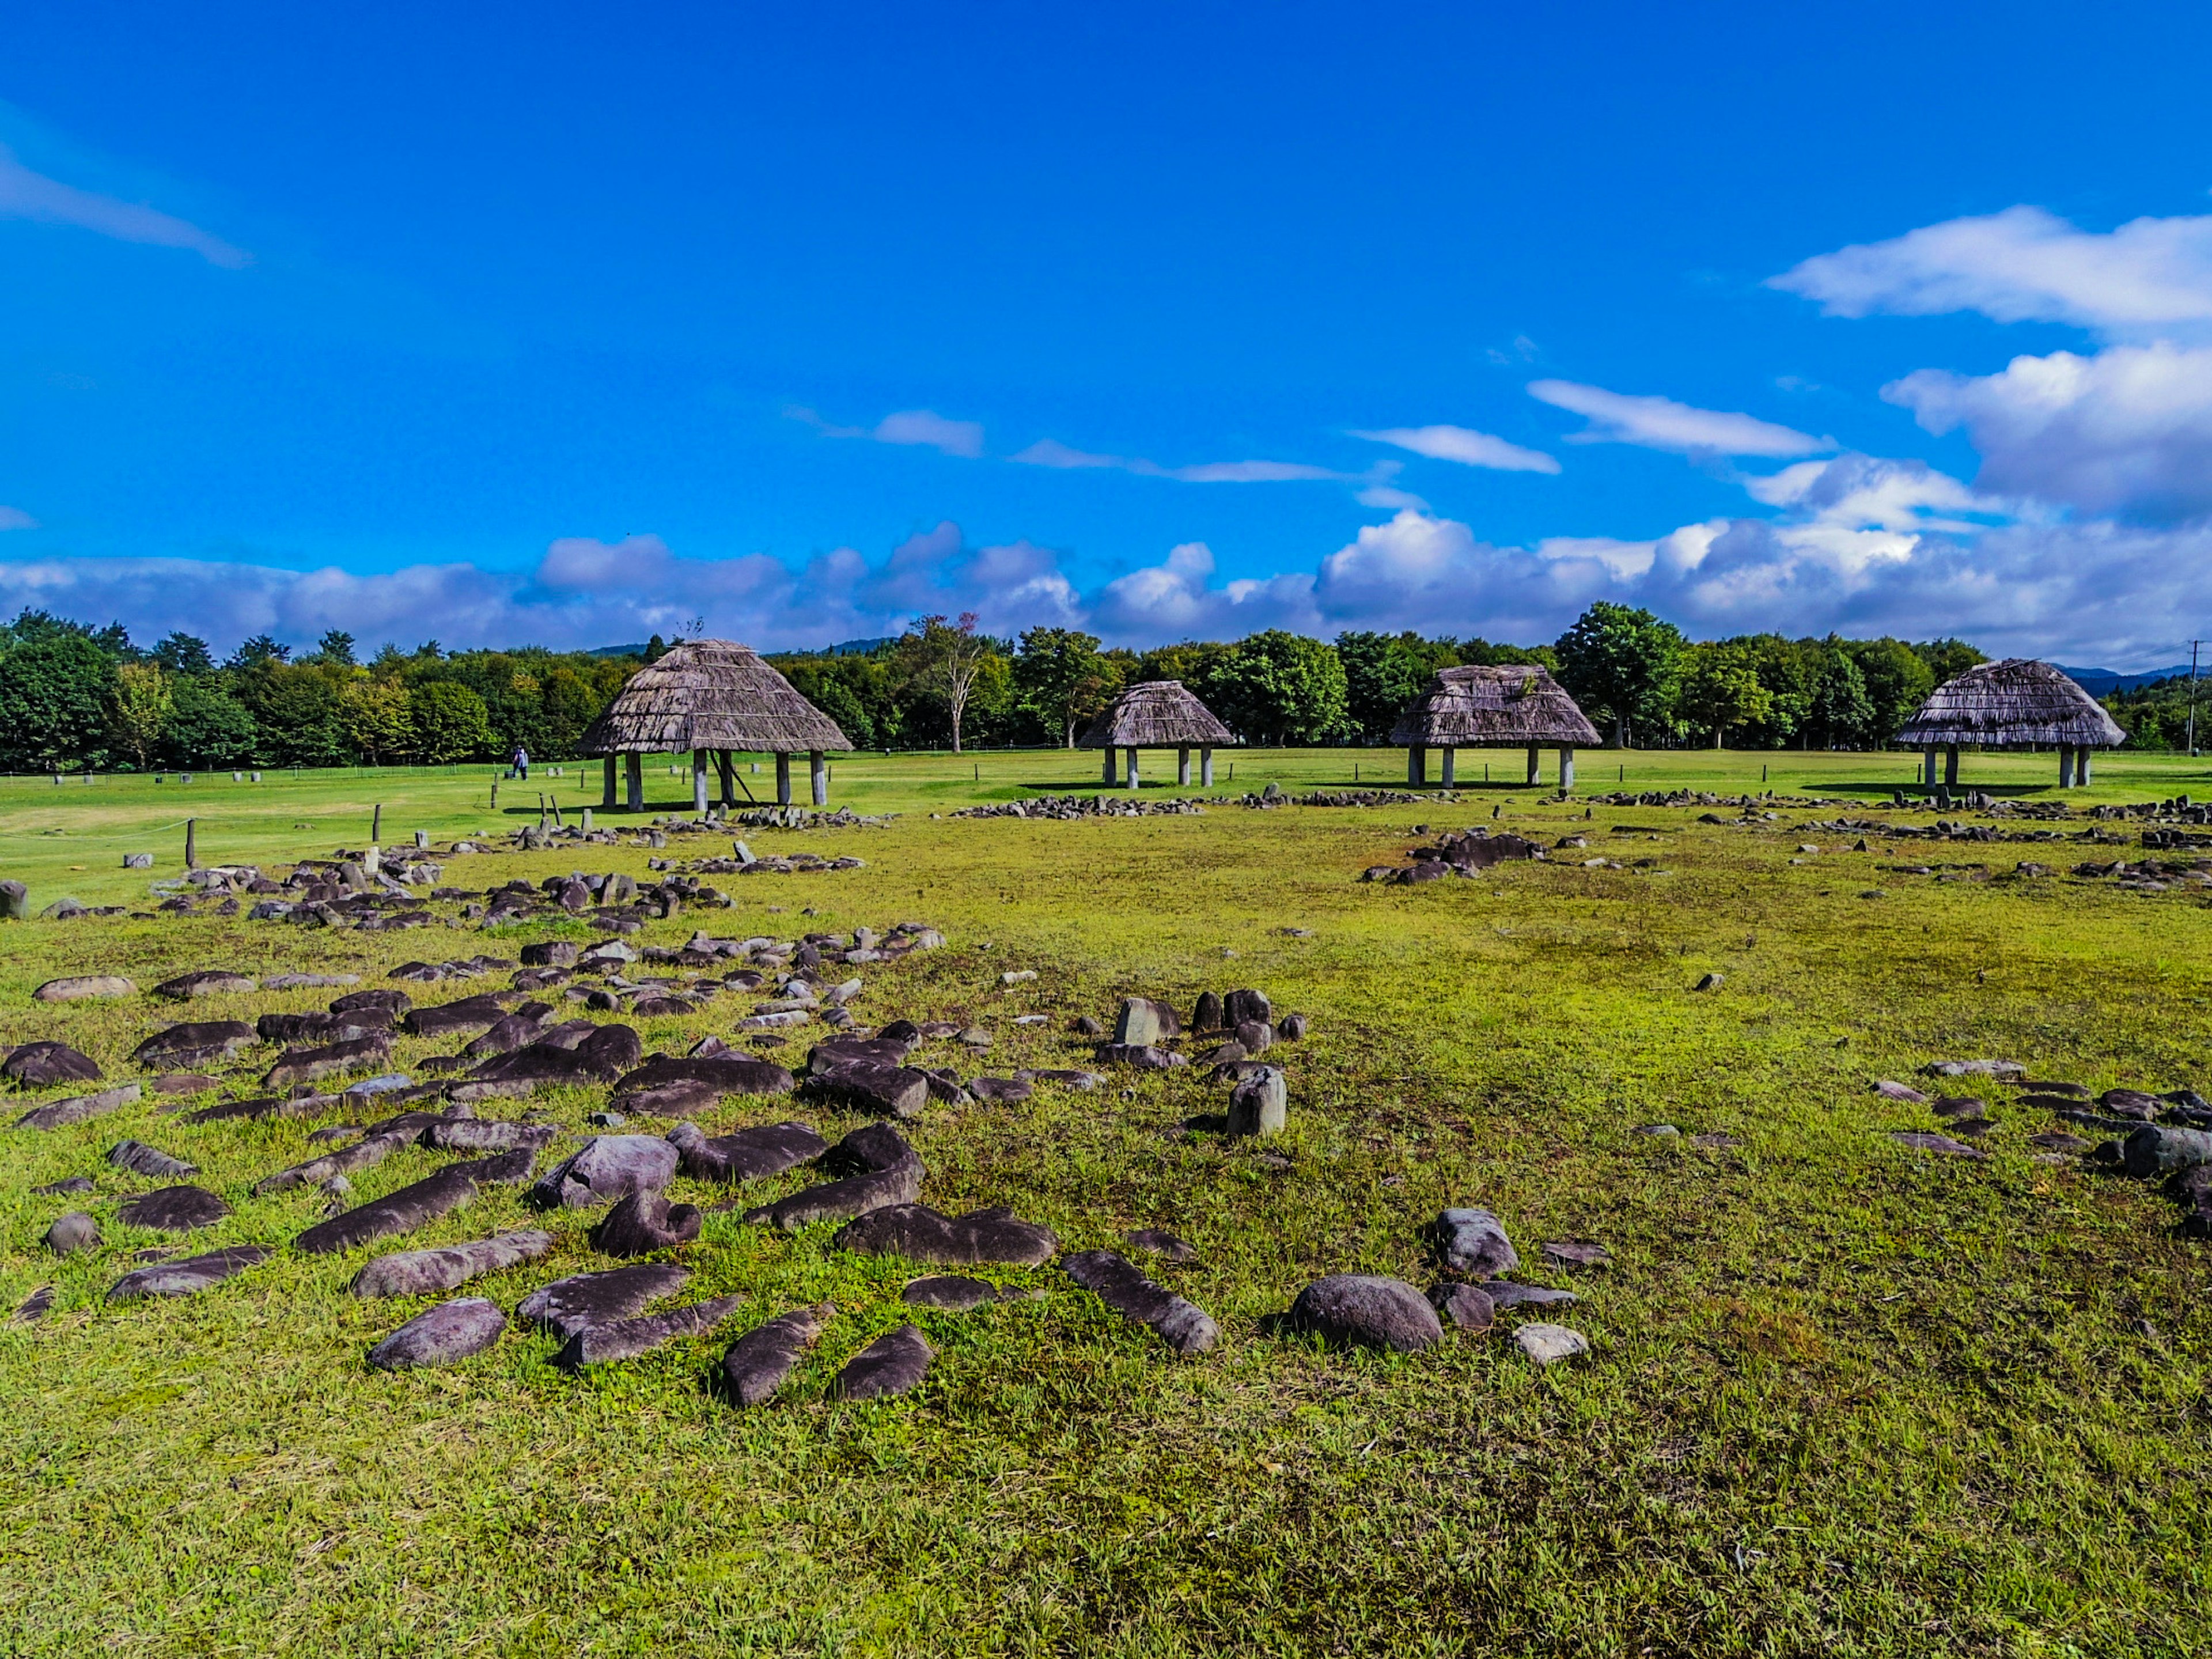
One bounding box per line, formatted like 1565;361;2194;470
402;995;510;1039
832;1204;1059;1267
107;1139;197;1180
421;1117;557;1153
1192;991;1225;1032
352;1230;554;1297
0;878;27;921
44;1211;101;1255
1062;1250;1218;1355
1427;1207;1519;1277
264;1033;394;1090
4;1041;103;1089
1541;1240;1611;1269
33;1176;95;1195
1126;1228;1195;1261
116;1185;232;1232
720;1302;834;1406
1277;1013;1308;1041
149;1073;220;1096
1224;989;1271;1027
968;1075;1032;1104
1233;1020;1273;1054
152;971;258;1000
520;940;580;967
2121;1124;2212;1178
368;1297;507;1368
608;1052;795;1103
264;972;363;991
1890;1130;1988;1158
32;976;136;1003
2029;1131;2094;1154
666;1119;827;1183
106;1245;268;1301
1113;998;1165;1046
463;1010;555;1059
253;1130;411;1195
808;1035;917;1072
446;1147;538;1187
16;1084;142;1131
834;1324;934;1400
1093;1044;1187;1070
1633;1123;1679;1138
1480;1282;1578;1309
589;1188;704;1256
1429;1283;1495;1331
1931;1096;1988;1119
517;1263;690;1341
900;1275;1010;1310
1873;1080;1930;1104
531;1134;680;1209
745;1124;924;1230
1226;1067;1287;1137
553;1293;746;1370
802;1061;930;1120
14;1285;54;1322
611;1077;721;1116
333;988;412;1016
1073;1014;1105;1038
1288;1274;1442;1353
132;1021;258;1070
455;1024;646;1099
1514;1323;1589;1365
294;1167;481;1253
1694;973;1725;991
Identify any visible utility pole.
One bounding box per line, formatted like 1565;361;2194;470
2190;641;2206;757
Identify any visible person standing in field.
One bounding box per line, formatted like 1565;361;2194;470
513;745;529;779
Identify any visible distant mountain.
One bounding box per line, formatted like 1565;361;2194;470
2056;662;2200;696
588;642;648;658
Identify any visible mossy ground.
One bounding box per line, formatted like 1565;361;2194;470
2;748;2209;1656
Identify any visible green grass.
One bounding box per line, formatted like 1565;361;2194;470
2;749;2210;1656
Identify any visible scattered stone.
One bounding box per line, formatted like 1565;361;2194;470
590;1188;704;1256
1921;1059;2026;1079
116;1184;231;1231
1062;1250;1217;1355
1226;1067;1287;1137
33;1176;96;1195
368;1297;507;1368
1481;1282;1578;1309
16;1083;142;1131
105;1245;267;1301
1540;1240;1611;1270
456;1024;646;1100
1126;1228;1194;1261
352;1230;554;1297
1890;1130;1989;1158
720;1302;834;1406
666;1120;827;1183
1694;972;1724;991
44;1211;101;1256
900;1275;1012;1310
1277;1013;1309;1041
253;1129;411;1195
295;1167;481;1253
1690;1132;1743;1149
517;1263;691;1341
608;1052;794;1104
1427;1207;1519;1277
532;1135;680;1210
1429;1283;1495;1331
1873;1080;1930;1104
107;1139;197;1180
152;971;258;1000
444;1147;537;1187
1514;1323;1589;1366
149;1073;220;1096
802;1060;930;1120
833;1204;1058;1267
2121;1124;2212;1178
4;1041;104;1089
552;1293;746;1370
1633;1123;1679;1138
2029;1131;2093;1154
833;1324;934;1400
745;1123;923;1230
14;1285;54;1323
32;975;137;1003
263;972;363;990
264;1033;395;1090
1094;1044;1187;1070
1288;1274;1442;1353
1073;1014;1104;1037
422;1117;556;1154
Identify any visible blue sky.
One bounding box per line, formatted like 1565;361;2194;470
4;1;2212;663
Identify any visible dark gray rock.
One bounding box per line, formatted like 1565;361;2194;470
666;1119;827;1183
1126;1228;1195;1261
807;1036;916;1074
352;1229;553;1297
4;1041;103;1089
16;1084;142;1130
900;1275;1006;1310
256;1009;393;1046
1277;1013;1308;1041
400;995;510;1039
833;1324;933;1400
552;1293;745;1371
1890;1130;1989;1158
1063;1249;1217;1355
1093;1044;1186;1070
517;1263;690;1340
442;1147;539;1186
1429;1283;1496;1331
295;1167;480;1253
132;1021;257;1069
421;1117;557;1153
107;1139;197;1180
831;1204;1058;1267
589;1188;704;1256
520;940;579;967
611;1052;795;1101
968;1075;1033;1104
1224;988;1272;1027
2122;1124;2212;1177
264;1033;393;1090
1427;1207;1519;1277
253;1129;411;1195
14;1284;54;1322
745;1124;923;1230
1233;1020;1273;1054
368;1297;506;1368
720;1302;833;1406
105;1244;267;1300
1287;1274;1442;1353
1480;1281;1578;1309
531;1134;680;1209
1191;991;1225;1032
332;988;412;1016
116;1184;231;1232
463;1009;555;1059
153;970;258;1000
801;1060;930;1120
33;1176;96;1196
44;1210;101;1255
454;1024;643;1100
1226;1067;1287;1137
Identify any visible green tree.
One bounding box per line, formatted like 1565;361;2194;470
1555;603;1685;747
1013;627;1122;747
152;631;214;674
226;634;291;668
160;676;257;767
108;661;174;769
1678;642;1774;748
1806;643;1876;748
1844;638;1937;744
1336;631;1463;743
309;630;357;667
233;660;346;766
1914;637;1987;687
0;634;119;770
339;676;414;763
897;613;995;753
1202;631;1349;745
409;680;497;762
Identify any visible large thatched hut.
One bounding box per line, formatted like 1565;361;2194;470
1390;665;1603;791
1896;658;2124;790
1078;680;1235;789
579;639;852;811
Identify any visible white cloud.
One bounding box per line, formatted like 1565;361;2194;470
0;143;248;268
1349;424;1562;474
1009;437;1347;484
1770;205;2212;339
1887;342;2212;522
1528;380;1829;457
1007;438;1120;469
0;506;36;531
869;409;986;458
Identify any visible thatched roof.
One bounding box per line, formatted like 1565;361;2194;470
1078;681;1235;748
579;639;853;754
1389;665;1601;746
1896;658;2125;748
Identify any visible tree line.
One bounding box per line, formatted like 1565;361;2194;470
0;601;2189;772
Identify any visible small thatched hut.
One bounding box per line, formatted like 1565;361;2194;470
1390;665;1603;791
579;639;853;812
1896;658;2124;790
1078;680;1236;789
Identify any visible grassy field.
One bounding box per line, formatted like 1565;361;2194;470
3;747;2210;1656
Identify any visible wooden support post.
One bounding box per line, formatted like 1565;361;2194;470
184;818;197;869
810;749;827;806
1526;744;1540;786
1922;747;1938;788
1177;746;1191;786
1102;748;1116;785
1441;747;1456;787
1125;747;1140;790
718;751;736;807
693;749;710;816
624;752;643;810
370;803;381;843
775;752;792;805
602;754;618;807
1200;747;1214;787
1558;747;1576;793
1408;744;1425;786
1944;745;1960;788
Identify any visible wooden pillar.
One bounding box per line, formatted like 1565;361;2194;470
1125;747;1140;790
1558;747;1576;793
692;748;710;816
1101;748;1117;786
1441;747;1456;787
1408;744;1425;786
1525;744;1540;786
810;749;827;806
1922;747;1938;788
602;754;618;808
717;751;736;807
2078;745;2094;786
1177;746;1191;786
1944;745;1960;787
624;752;643;810
1200;747;1214;787
775;752;792;805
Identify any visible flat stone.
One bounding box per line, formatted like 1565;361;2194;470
107;1139;197;1180
899;1275;1011;1310
1126;1228;1195;1261
1514;1323;1590;1365
253;1129;411;1194
833;1324;934;1400
352;1230;554;1297
44;1211;101;1255
1428;1207;1519;1277
294;1167;480;1253
801;1060;930;1120
149;1073;220;1096
745;1124;923;1230
517;1263;690;1341
589;1188;704;1256
611;1077;722;1116
32;976;136;1003
116;1184;232;1232
1093;1044;1187;1070
1890;1130;1988;1158
105;1244;268;1301
553;1293;745;1371
831;1204;1058;1267
1277;1013;1309;1041
421;1117;558;1153
1429;1283;1496;1331
1288;1274;1442;1353
16;1083;142;1130
1540;1240;1611;1269
666;1119;827;1183
4;1041;104;1089
531;1135;680;1209
968;1075;1032;1104
368;1297;507;1368
133;1021;261;1070
14;1285;55;1323
2028;1131;2094;1154
2122;1124;2212;1177
608;1052;794;1103
1872;1080;1930;1104
33;1176;95;1195
720;1302;834;1406
1062;1250;1217;1355
263;972;363;990
332;988;412;1016
1480;1282;1578;1309
400;995;510;1039
264;1033;394;1090
444;1147;538;1187
152;971;259;1000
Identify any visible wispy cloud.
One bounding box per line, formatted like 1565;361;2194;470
1350;423;1561;474
1009;438;1345;484
0;143;248;268
0;506;36;531
785;404;985;458
1528;379;1830;458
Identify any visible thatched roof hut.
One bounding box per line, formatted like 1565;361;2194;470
580;639;851;756
1390;665;1601;747
1896;658;2123;748
1078;681;1234;749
